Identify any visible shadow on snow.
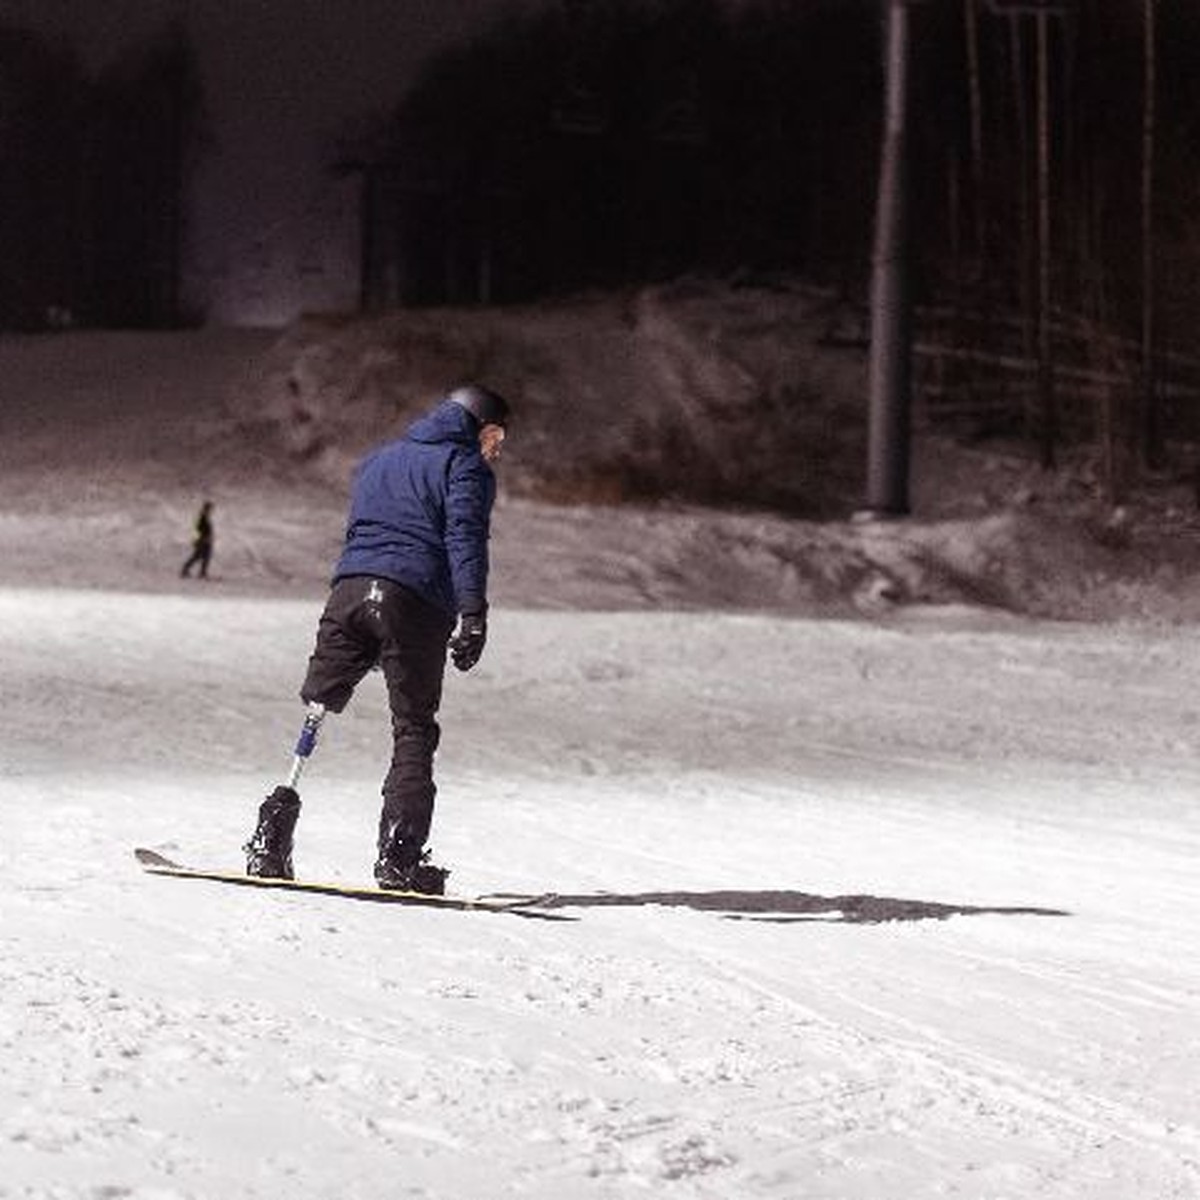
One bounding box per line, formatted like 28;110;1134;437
534;890;1070;924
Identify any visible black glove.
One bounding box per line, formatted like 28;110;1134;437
449;611;487;672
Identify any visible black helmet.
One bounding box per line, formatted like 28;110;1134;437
448;384;510;428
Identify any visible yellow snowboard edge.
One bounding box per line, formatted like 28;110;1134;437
133;847;569;918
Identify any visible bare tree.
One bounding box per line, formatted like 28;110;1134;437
963;0;985;263
1140;0;1160;469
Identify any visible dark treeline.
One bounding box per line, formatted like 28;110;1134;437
346;0;880;307
0;21;202;330
4;0;1198;376
340;0;1200;483
353;0;1198;338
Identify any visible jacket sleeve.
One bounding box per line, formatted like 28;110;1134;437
444;449;495;615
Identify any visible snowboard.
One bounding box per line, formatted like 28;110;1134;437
133;848;570;920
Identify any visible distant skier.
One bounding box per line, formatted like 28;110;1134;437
180;501;214;579
243;384;510;894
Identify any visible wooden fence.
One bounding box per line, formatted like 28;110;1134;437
913;306;1200;448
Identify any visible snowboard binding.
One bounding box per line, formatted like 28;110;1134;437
244;785;301;880
375;818;449;895
244;702;325;879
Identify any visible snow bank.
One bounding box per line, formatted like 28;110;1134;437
3;289;1199;622
231;280;869;514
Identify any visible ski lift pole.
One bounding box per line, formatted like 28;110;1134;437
865;0;918;517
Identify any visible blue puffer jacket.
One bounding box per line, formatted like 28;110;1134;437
333;401;495;616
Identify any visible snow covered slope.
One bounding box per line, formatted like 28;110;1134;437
1;324;1199;1198
3;586;1200;1199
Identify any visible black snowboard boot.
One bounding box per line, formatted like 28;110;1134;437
244;786;301;880
375;821;448;895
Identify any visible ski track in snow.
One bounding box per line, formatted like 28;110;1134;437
2;587;1200;1199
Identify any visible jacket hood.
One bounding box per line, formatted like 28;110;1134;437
405;400;480;448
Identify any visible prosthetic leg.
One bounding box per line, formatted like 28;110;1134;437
286;701;327;791
244;702;326;879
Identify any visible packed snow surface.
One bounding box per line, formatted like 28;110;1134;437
2;328;1199;1199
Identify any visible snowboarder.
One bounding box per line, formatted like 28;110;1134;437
243;384;510;894
180;501;214;579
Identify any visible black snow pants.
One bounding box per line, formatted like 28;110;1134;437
300;576;454;850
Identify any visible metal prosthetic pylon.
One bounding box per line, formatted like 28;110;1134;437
286;701;327;790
